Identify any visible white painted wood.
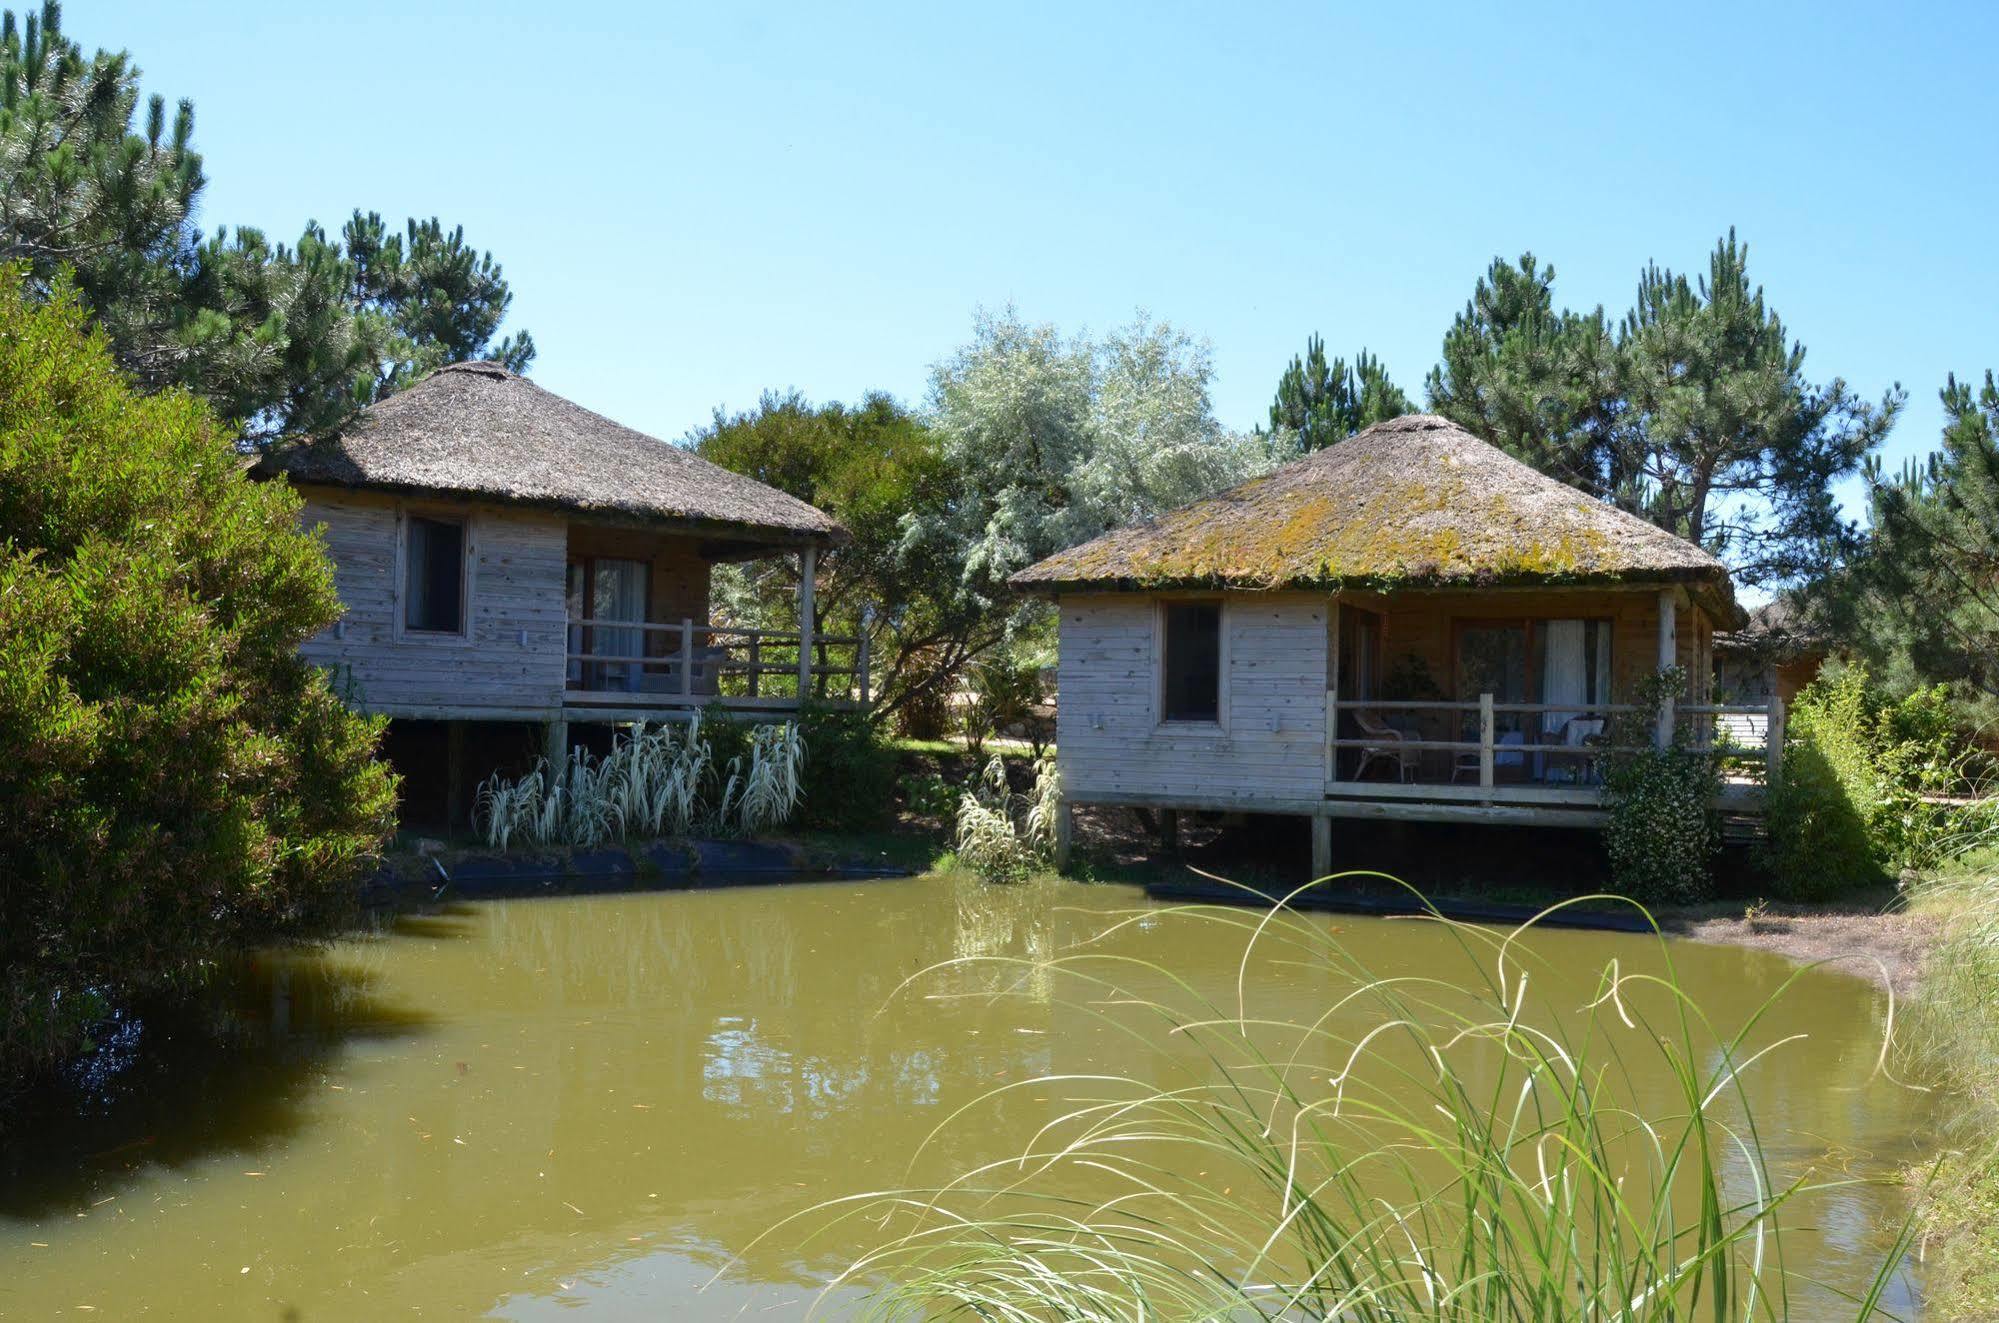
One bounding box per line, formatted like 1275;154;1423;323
1056;592;1329;806
299;491;567;713
1656;588;1678;750
1765;695;1786;783
797;545;817;698
1478;693;1495;790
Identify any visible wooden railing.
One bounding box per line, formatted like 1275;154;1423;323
565;617;869;711
1325;693;1786;797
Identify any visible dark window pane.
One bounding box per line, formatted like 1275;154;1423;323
405;517;464;633
1162;602;1221;722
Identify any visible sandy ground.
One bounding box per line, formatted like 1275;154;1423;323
1662;897;1943;999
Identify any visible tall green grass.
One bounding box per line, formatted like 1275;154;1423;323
1902;849;1999;1314
753;879;1919;1320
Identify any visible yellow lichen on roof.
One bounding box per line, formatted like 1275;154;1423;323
1012;414;1729;599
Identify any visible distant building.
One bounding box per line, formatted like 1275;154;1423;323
252;362;857;825
1011;414;1767;875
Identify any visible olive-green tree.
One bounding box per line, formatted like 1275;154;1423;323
0;272;397;1083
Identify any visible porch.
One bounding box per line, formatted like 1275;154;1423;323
1317;585;1776;833
561;529;867;720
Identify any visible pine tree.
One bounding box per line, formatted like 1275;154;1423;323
1427;235;1899;587
1851;372;1999;714
1426;254;1625;497
0;3;532;441
1269;333;1409;451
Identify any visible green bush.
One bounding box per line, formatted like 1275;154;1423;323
1763;665;1889;898
794;702;897;831
1602;668;1721;905
0;273;397;1081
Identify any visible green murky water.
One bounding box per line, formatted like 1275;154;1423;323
0;877;1934;1318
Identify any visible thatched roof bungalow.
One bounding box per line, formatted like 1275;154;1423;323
253;362;858;826
1009;414;1766;871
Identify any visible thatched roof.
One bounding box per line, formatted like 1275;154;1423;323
1715;596;1828;660
1012;414;1737;614
252;362;845;546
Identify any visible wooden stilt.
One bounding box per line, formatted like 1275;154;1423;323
1053;797;1073;872
445;720;467;831
1157;808;1180;855
1310;813;1332;881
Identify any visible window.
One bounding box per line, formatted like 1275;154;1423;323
1161;601;1222;723
404;515;466;634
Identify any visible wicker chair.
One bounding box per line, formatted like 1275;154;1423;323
1352;708;1419;782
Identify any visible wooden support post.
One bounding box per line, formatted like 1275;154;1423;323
1158;809;1180;855
797;545;817;701
1310;812;1332;881
1326;599;1342;785
857;628;871;706
1656;589;1678;751
747;636;761;698
445;719;466;831
1053;796;1073;872
1765;695;1786;785
1478;693;1495;792
543;717;568;769
679;617;695;700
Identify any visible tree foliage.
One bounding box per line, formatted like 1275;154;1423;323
0;272;397;1081
907;307;1281;604
1428;234;1899;587
0;3;530;442
1268;333;1409;451
693;389;990;726
1847;371;1999;722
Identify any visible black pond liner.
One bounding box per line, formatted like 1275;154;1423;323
1142;879;1659;935
360;840;910;909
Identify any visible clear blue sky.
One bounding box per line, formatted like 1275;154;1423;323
84;0;1999;511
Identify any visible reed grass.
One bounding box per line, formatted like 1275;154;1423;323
748;879;1919;1320
474;714;804;849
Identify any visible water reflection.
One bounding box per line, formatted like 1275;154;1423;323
0;876;1937;1319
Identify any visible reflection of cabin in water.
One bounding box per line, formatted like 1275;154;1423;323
251;362;859;825
1011;414;1780;877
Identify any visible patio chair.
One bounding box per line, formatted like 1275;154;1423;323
1352;708;1419;783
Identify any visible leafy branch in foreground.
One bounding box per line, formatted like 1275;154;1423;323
746;880;1921;1319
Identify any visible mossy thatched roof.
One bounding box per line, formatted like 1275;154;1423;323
252;362;845;546
1012;414;1736;612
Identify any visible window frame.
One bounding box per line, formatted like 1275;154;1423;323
393;505;477;644
1154;595;1228;733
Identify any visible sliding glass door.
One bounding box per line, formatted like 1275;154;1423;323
567;557;650;690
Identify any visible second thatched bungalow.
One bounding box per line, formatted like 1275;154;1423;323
1010;414;1777;876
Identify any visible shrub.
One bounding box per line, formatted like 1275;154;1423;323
794;703;897;831
953;754;1061;882
1602;667;1721;905
0;273;397;1081
898;771;957;819
1764;666;1892;898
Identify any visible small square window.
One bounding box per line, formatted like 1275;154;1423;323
404;515;466;634
1161;602;1221;723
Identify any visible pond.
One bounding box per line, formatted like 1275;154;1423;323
0;876;1934;1318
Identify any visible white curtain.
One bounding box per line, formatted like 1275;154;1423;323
1541;619;1588;738
593;559;647;689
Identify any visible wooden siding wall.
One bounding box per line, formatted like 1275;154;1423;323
298;490;569;714
1056;592;1330;810
566;525;713;628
